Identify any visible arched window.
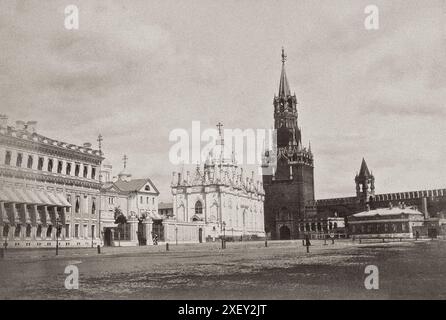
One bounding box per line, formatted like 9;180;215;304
4;151;11;165
75;196;80;213
16;153;23;167
47;159;53;172
195;201;203;214
27;155;33;169
37;157;44;170
91;199;96;214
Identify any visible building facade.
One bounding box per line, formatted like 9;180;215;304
99;156;160;246
0;115;103;248
170;126;265;243
348;204;425;239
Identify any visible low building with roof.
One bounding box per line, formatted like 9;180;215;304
99;155;160;246
347;203;425;239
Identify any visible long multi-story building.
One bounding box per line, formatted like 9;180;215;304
0;115;103;248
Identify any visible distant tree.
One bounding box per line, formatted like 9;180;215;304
114;207;127;225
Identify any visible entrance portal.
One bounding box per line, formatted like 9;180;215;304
137;221;147;245
104;228;113;246
279;225;291;240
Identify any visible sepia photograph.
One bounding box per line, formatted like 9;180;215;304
0;0;445;308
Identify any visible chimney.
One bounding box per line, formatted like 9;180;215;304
0;115;8;128
15;120;26;131
26;121;37;133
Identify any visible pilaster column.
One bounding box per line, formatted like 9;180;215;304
10;225;16;241
129;216;138;242
110;229;115;246
12;203;19;225
23;204;31;224
0;201;5;225
42;225;47;240
43;206;50;226
144;220;153;244
31;225;37;241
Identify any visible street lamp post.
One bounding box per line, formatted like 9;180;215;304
56;217;60;256
3;226;8;251
175;225;178;245
222;221;226;249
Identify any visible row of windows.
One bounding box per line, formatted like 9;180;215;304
67;194;96;215
139;196;156;205
4;150;97;179
351;223;407;233
2;224;96;239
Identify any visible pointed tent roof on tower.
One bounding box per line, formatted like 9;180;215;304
278;47;291;98
358;158;371;177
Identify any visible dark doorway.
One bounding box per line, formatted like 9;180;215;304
428;228;437;239
198;228;203;243
279;225;291;240
104;228;113;246
152;221;164;241
138;220;146;245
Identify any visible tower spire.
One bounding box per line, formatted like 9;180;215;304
97;134;103;156
358;158;371;177
123;154;128;169
278;47;291;98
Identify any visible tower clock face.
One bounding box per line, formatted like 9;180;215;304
277;126;292;148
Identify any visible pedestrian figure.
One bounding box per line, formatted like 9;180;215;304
305;234;311;253
153;234;158;245
415;231;419;241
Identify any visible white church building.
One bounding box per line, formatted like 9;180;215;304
168;124;265;243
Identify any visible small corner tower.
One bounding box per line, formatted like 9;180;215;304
355;158;375;205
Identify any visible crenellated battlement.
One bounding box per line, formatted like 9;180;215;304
374;189;446;202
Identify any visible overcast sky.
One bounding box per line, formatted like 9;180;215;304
1;0;445;202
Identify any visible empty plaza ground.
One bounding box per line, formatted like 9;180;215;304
0;239;445;299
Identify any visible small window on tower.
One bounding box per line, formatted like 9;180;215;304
16;153;23;167
27;155;33;169
37;157;44;170
47;159;53;172
83;165;88;178
4;151;11;165
66;162;72;175
57;161;63;173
